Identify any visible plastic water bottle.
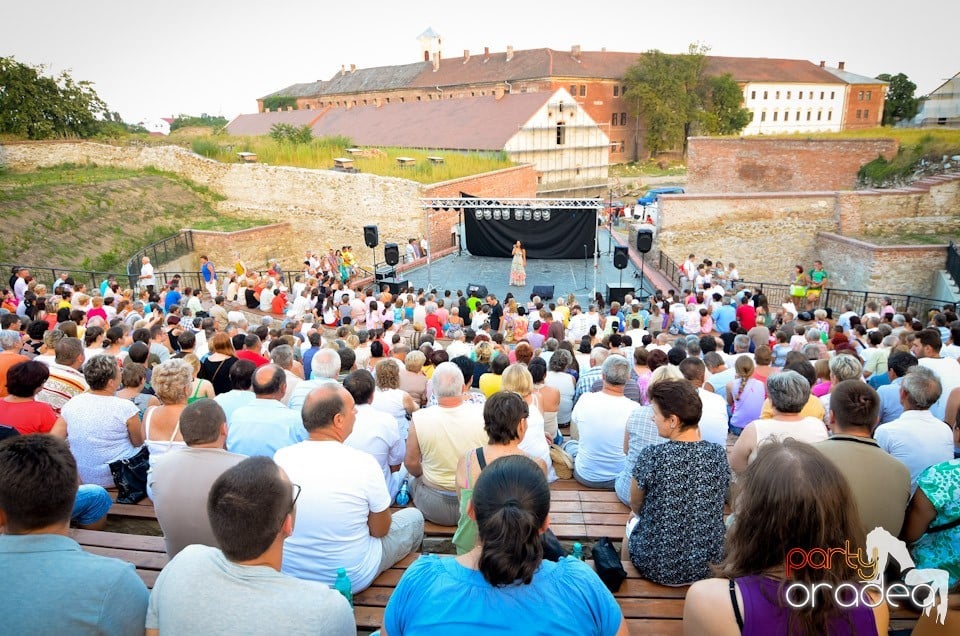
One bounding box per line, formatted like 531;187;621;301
395;480;410;506
572;542;584;561
334;567;353;607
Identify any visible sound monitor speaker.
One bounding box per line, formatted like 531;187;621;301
613;245;630;270
636;228;653;254
363;225;379;249
466;283;488;298
606;283;634;306
531;284;554;300
383;243;400;266
379;278;408;295
375;267;396;282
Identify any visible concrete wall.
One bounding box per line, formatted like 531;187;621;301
0;141;536;272
686;137;899;193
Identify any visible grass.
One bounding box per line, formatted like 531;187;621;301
610;160;687;178
187;134;513;183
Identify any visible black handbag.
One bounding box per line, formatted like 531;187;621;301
592;537;628;592
108;446;150;504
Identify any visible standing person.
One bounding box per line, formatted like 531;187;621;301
789;265;808;309
806;260;828;310
0;435;149;634
510;241;527;287
139;256;156;294
384;455;627;635
199;255;217;299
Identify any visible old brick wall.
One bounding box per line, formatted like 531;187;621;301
0;142;535;272
815;233;946;297
686;137;900;193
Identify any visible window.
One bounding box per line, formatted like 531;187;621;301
611;113;618;127
830;91;835;99
570;84;576;95
620;112;627;126
617;140;625;152
400;97;405;103
787;91;791;99
863;109;869;119
828;110;833;121
761;111;766;122
809;91;813;99
856;109;862;119
751;90;756;99
796;111;801;121
556;122;566;145
806;111;811;121
858;91;864;101
817;111;822;121
866;91;872;101
776;90;780;99
820;91;824;99
798;92;803;100
773;111;779;121
417;95;422;101
579;84;587;97
622;85;627;95
763;91;768;99
613;85;619;97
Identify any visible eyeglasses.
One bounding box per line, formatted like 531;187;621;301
290;483;302;512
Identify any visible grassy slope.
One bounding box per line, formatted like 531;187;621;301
0;164;263;271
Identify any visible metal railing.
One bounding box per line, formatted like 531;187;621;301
126;231;195;286
641;248;684;289
734;281;953;317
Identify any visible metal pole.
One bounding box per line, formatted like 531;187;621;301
592;217;599;298
425;208;432;290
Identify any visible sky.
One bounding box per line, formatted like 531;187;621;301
3;0;957;124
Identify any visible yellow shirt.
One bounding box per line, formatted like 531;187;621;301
413;402;487;490
760;394;826;420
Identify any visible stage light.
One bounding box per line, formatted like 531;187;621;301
493;210;501;220
475;210;483;219
483;209;492;220
513;209;522;220
533;210;542;221
543;210;551;221
523;210;532;221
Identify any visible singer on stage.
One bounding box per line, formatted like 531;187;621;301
510;241;527;286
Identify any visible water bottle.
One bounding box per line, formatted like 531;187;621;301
395;480;410;506
334;567;353;607
572;542;584;561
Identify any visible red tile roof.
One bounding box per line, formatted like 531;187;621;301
225;109;323;136
704;56;844;84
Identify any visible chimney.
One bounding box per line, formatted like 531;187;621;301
350;64;356;73
432;51;440;72
340;64;346;76
819;60;825;68
601;47;606;53
463;49;470;64
838;61;845;70
484;46;490;62
506;45;514;62
571;45;581;62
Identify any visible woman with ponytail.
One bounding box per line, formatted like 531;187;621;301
383;455;627;635
725;355;764;435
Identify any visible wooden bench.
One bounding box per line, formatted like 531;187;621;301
72;529;168;589
426;156;444;165
333;157;355;170
395;156;416;168
236;152;257;163
345;148;364;155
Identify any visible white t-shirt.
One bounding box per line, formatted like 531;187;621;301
518;399;555;482
697;388;729;446
140;263;155;288
749;416;829;463
345;405;405;485
62;393;140;487
918;356;960;421
275;440;391;591
145;545;354;635
571;391;638;483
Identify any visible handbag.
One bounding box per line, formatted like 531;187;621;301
549;444;574;480
592;537;628;592
789;284;807;296
108;446;150;504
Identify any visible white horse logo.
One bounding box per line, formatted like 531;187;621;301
864;527;950;625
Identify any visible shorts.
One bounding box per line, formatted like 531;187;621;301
806;288;822;299
72;485;112;526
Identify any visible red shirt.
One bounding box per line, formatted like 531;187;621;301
236;349;270;368
736;304;757;331
0;399;57;435
425;314;443;335
271;292;287;316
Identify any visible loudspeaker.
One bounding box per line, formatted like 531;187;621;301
384;243;400;266
375;267;396;282
379;278;408;295
613;245;629;270
606;283;635;306
532;284;554;300
467;283;488;298
363;225;379;249
636;228;653;254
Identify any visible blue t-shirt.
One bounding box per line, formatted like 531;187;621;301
384;554;622;635
0;534;148;635
164;290;182;312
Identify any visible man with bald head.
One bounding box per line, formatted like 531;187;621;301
226;364;304;457
275;384;424;592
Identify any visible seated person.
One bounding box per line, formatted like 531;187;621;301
627;379;729;585
902;456;960;588
275;385;424;591
384;455;627;635
145;456;355;635
684;440;889;634
342;369;405;499
0;435;149;633
148;400;246;557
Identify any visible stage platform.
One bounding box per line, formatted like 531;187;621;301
400;228;654;305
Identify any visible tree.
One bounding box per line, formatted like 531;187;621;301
269;123;312;144
262;95;298;111
624;44;752;157
170;113;228;132
0;56;109;139
876;73;921;125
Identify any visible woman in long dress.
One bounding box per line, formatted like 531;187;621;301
510;241;526;286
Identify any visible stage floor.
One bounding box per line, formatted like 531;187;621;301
401;228;653;305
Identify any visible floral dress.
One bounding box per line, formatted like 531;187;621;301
510;248;526;286
911;458;960;586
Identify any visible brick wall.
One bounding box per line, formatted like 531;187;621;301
190;223;297;272
815;233;946;297
686;137;900;193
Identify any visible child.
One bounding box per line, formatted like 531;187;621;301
772;331;791;366
789;325;806;351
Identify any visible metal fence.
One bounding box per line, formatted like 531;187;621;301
126;231;195;287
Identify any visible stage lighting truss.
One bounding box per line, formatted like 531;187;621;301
532;210;542;221
421;198;603;210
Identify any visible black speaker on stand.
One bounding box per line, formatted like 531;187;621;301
384;243;400;266
634;228;654;300
363;225;379;249
609;245;632;305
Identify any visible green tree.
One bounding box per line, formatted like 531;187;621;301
262;95;298;111
170;113;228;132
876;73;921;125
0;56;109;139
624;44;752;157
268;123;312;144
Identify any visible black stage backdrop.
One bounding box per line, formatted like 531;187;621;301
462;199;597;259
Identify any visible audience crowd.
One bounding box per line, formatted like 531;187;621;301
1;254;959;634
